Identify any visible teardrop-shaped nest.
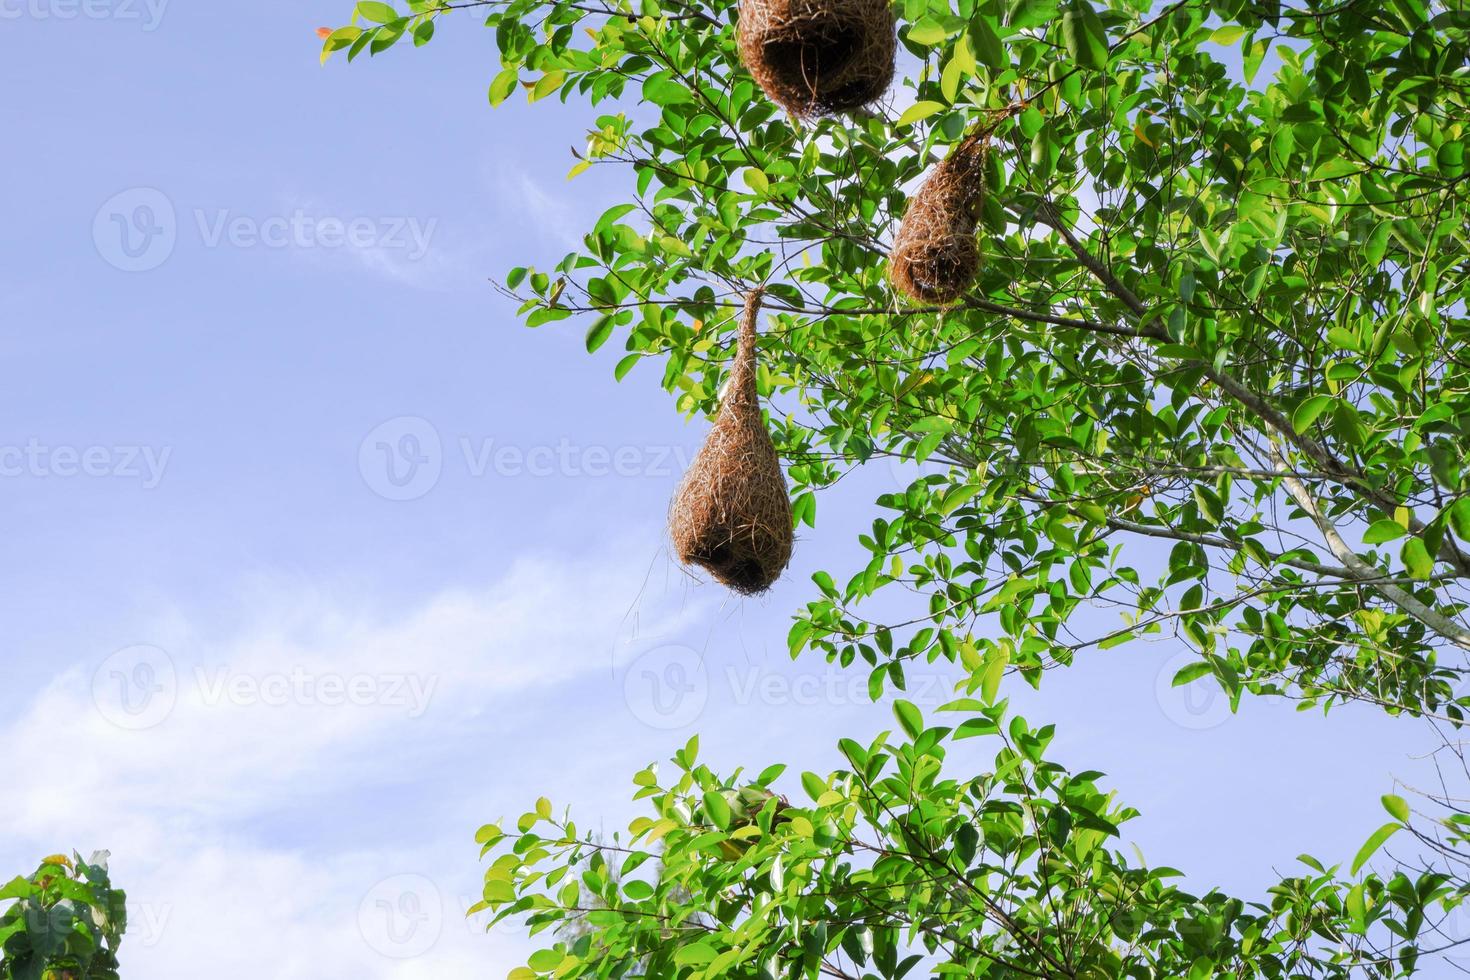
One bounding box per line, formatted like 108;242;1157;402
737;0;897;117
669;292;794;595
890;136;989;304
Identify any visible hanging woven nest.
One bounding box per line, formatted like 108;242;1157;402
737;0;897;117
669;291;793;595
889;135;988;304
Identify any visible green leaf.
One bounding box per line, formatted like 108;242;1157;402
1351;822;1401;873
1381;794;1409;823
1401;537;1434;579
893;699;923;740
906;19;949;45
643;71;692;106
530;71;565;102
675;943;718;965
954;717;998;738
585;316;615;353
1291;394;1334;434
703;790;732;829
1243;39;1270;84
489;68;520;106
1061;1;1108;70
1362;520;1406;544
614;353;641;381
955;824;979;866
967;16;1005;70
528;948;565;972
1018;105;1044;138
896;101;945;127
1171;661;1213;687
356;1;399;23
981;646;1007;703
319;26;363;64
1449;497;1470;542
1008;0;1059;28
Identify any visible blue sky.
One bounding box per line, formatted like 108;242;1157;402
0;2;1453;976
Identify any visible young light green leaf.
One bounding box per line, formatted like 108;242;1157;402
1362;520;1407;544
356;1;399;23
1351;822;1401;873
1381;794;1409;823
896;101;945;127
893;699;923;740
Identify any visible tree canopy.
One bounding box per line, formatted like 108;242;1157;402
325;0;1470;974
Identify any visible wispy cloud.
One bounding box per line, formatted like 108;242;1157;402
0;542;705;977
491;166;585;252
261;193;489;290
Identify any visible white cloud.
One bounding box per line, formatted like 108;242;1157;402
0;541;706;977
493;167;584;251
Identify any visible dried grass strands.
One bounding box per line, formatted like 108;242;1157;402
738;0;897;117
669;290;794;595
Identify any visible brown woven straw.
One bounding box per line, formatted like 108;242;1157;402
737;0;896;117
669;291;794;595
890;135;988;303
